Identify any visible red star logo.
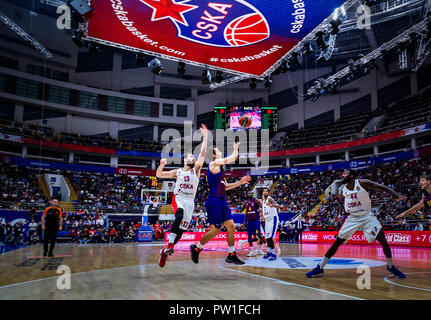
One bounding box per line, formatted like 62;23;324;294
139;0;198;26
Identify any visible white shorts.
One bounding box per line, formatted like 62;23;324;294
264;216;279;239
172;194;195;230
338;211;382;243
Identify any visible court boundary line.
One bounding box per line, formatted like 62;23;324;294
383;272;431;292
223;267;365;300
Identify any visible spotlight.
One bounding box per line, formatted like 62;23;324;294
72;30;84;47
216;71;223;83
249;78;257;90
330;19;342;35
177;62;186;77
202;69;212;84
289;52;301;69
273;66;282;75
264;76;272;88
136;53;145;67
303;42;313;56
88;42;99;56
281;60;289;73
69;0;94;20
148;58;163;75
315;31;328;50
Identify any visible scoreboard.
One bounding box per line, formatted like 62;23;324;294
214;106;277;131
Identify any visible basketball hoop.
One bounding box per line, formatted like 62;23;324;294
152;200;159;208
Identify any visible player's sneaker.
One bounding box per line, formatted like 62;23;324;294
238;240;247;250
387;265;406;278
256;248;265;255
225;252;245;265
263;252;271;259
43;251;47;257
247;249;256;257
306;264;324;278
190;244;202;264
268;253;277;261
165;242;174;256
158;249;168;268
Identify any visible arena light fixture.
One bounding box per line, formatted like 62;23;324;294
148;58;163;75
177;62;186;77
88;42;99;56
264;76;272;88
72;30;84;47
303;42;313;56
216;71;224;83
316;31;329;50
202;69;212;84
136;53;146;67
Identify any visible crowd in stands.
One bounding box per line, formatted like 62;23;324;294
0;119;163;152
275;88;431;151
0;164;47;210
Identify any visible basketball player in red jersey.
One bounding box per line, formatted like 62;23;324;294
306;169;406;278
395;175;431;219
156;124;208;267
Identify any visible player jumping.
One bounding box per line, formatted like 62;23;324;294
306;169;406;278
261;188;281;260
190;142;251;265
395;175;431;220
156;124;208;267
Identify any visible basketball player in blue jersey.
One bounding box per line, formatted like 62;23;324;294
190;141;251;265
239;191;266;257
306;169;406;278
395;175;431;219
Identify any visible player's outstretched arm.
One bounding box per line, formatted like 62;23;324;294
194;124;208;174
225;175;251;191
211;142;240;167
395;198;425;219
156;158;177;179
359;179;404;200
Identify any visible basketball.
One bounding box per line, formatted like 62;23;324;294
224;13;270;46
239;114;252;128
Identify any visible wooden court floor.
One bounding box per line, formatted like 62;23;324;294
0;241;430;300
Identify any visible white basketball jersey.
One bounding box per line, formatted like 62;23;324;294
343;179;371;216
262;197;278;220
174;168;199;198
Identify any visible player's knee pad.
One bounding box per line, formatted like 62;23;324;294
266;238;274;249
172;208;185;233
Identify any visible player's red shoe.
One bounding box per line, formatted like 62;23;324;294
159;243;174;268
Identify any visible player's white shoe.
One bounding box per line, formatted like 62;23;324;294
238;240;247;250
247;249;256;257
256;248;265;255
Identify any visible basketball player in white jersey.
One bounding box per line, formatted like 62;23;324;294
261;188;281;261
156;124;208;267
306;169;406;278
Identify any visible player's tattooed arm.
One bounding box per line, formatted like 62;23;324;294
194;124;208;174
156;158;177;179
395;196;425;219
267;197;281;209
225;175;252;190
359;179;404;200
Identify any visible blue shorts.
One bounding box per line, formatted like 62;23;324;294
205;196;232;229
247;219;261;238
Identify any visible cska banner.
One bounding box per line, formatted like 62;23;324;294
86;0;346;76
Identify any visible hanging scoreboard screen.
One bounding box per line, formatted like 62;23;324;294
214;106;277;131
86;0;347;77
